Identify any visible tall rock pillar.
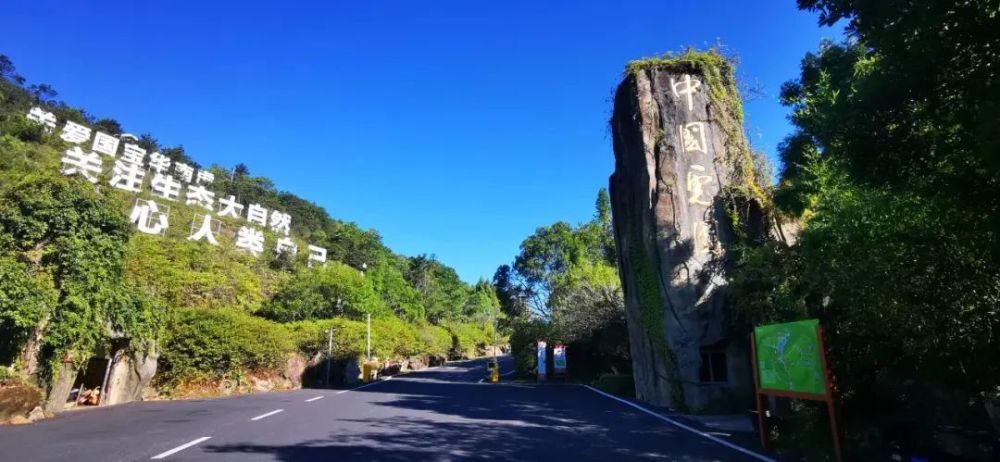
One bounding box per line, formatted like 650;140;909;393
609;52;757;412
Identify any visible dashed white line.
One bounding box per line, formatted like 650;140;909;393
150;437;212;460
305;395;325;402
250;409;284;421
583;385;775;462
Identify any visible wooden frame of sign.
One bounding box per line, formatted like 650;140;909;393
750;323;843;462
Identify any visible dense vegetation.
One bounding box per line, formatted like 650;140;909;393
496;189;630;381
727;0;1000;458
0;54;496;399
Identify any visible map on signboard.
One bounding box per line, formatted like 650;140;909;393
754;319;826;395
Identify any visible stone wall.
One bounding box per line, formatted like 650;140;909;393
609;53;757;412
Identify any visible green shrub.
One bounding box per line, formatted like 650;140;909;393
158;309;292;384
593;373;635;398
417;324;451;358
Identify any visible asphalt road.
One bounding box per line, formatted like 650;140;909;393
0;356;771;461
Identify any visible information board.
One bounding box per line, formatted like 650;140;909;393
536;340;547;379
753;319;826;396
553;344;566;373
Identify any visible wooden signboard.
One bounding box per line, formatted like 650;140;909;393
751;319;842;461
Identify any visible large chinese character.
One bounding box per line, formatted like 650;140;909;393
307;245;327;267
92;132;120;156
275;237;298;256
185;185;215;210
247;203;268;227
129;199;168;235
269;211;291;236
150;173;182;201
218;195;244;219
109;160;146;193
686;165;714;207
121;144;146;166
235;226;265;256
670;74;701;112
60;146;103;183
188;214;220;246
26;107;57;131
195;170;214;185
60;121;92;144
679;122;708;154
148;152;171;173
174;162;195;183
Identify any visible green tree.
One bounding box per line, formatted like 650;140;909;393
261;262;387;322
727;1;1000;456
0;175;160;382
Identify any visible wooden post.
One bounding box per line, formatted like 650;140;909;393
816;325;843;462
750;332;768;450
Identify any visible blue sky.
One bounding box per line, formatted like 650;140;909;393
3;1;842;283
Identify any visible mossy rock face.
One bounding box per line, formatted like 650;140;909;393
0;383;42;423
610;49;761;412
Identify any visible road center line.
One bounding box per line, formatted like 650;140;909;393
305;395;324;402
583;385;775;462
250;409;284;421
150;437;212;460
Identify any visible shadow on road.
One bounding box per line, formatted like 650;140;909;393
204;373;756;461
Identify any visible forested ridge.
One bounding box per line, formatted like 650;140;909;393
0;54;497;403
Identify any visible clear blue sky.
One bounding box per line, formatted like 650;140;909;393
3;1;842;283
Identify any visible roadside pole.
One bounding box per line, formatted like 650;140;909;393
325;328;334;387
366;313;371;361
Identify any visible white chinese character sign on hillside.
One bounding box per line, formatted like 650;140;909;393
188;214;221;246
185;185;215;210
149;152;171;173
42;117;315;269
151;173;182;201
121;144;146;166
275;237;298;256
60;121;92;144
307;245;327;267
269;211;291;236
196;170;214;185
27;107;57;131
60;147;103;183
235;226;265;256
92;132;120;156
110;159;146;193
130;199;169;235
247;204;268;227
218;195;244;219
174;162;195;183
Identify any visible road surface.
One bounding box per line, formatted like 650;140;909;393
0;356;770;461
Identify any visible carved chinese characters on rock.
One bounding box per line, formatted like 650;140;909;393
668;75;718;261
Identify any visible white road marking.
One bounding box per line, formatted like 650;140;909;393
250;409;284;421
477;378;484;383
305;395;324;402
500;369;516;377
336;376;392;394
583;385;775;462
150;437;211;460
